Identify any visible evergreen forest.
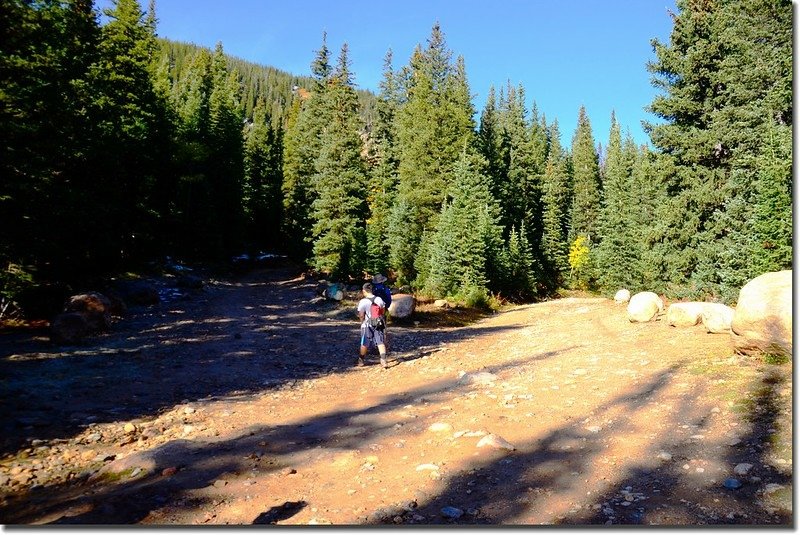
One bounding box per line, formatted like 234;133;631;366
1;0;792;320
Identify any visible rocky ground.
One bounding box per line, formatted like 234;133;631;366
0;265;792;525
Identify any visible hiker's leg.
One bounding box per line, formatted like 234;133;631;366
376;330;388;368
357;327;368;366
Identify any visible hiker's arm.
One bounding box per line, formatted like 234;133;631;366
358;310;365;322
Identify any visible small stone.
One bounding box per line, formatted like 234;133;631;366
281;467;297;476
657;452;673;461
213;479;227;488
184;407;196;415
441;506;463;519
416;463;439;471
763;483;785;495
123;423;136;434
734;463;753;475
723;478;743;490
476;434;515;451
586;426;602;433
428;422;453;433
162;467;178;477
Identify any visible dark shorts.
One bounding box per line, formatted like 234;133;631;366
360;323;386;348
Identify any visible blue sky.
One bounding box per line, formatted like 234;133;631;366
100;0;678;147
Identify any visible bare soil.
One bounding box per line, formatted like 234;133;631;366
0;265;792;525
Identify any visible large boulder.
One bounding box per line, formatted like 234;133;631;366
666;302;705;327
614;289;631;304
388;294;416;319
50;312;89;345
113;280;160;306
701;303;735;334
64;292;112;331
730;270;792;358
627;291;664;323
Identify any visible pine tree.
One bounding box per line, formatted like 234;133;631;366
646;0;792;300
389;23;477;284
497;223;538;301
365;49;400;275
310;43;369;278
88;0;168;265
501;83;537;243
539;119;571;289
749;120;792;274
569;105;601;244
206;42;245;255
596;113;639;292
243;98;283;249
0;0;103;290
478;86;505;203
525;105;549;261
282;34;332;261
421;150;503;302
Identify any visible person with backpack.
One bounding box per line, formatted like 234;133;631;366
356;282;389;369
371;274;392;309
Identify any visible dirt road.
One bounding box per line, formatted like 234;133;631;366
0;266;792;525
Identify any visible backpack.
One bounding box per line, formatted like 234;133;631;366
368;297;386;331
373;283;392;308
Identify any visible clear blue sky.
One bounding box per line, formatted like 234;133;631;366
101;0;678;147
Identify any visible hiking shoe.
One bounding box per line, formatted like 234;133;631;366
356;357;365;367
380;356;388;369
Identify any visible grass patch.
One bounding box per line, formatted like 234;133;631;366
764;352;790;365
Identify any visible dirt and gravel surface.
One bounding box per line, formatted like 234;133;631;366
0;265;792;525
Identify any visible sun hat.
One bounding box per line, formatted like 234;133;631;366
372;274;388;284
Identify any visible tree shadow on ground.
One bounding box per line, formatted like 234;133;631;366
0;350;566;524
401;363;791;526
0;267;522;456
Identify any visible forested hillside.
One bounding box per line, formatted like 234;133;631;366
0;0;792;320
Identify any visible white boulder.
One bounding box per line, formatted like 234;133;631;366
388;294;416;319
730;271;792;358
701;303;735;334
666;302;705;327
627;291;664;322
614;289;631;304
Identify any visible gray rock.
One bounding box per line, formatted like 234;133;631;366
733;463;753;475
457;371;498;386
476;434;515;451
50;312;90;345
388;294;416;318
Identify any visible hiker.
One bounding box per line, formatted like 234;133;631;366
371;274;392;309
357;282;389;369
371;274;393;352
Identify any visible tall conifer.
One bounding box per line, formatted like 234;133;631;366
282;34;331;260
310;43;368;278
539;120;571;289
